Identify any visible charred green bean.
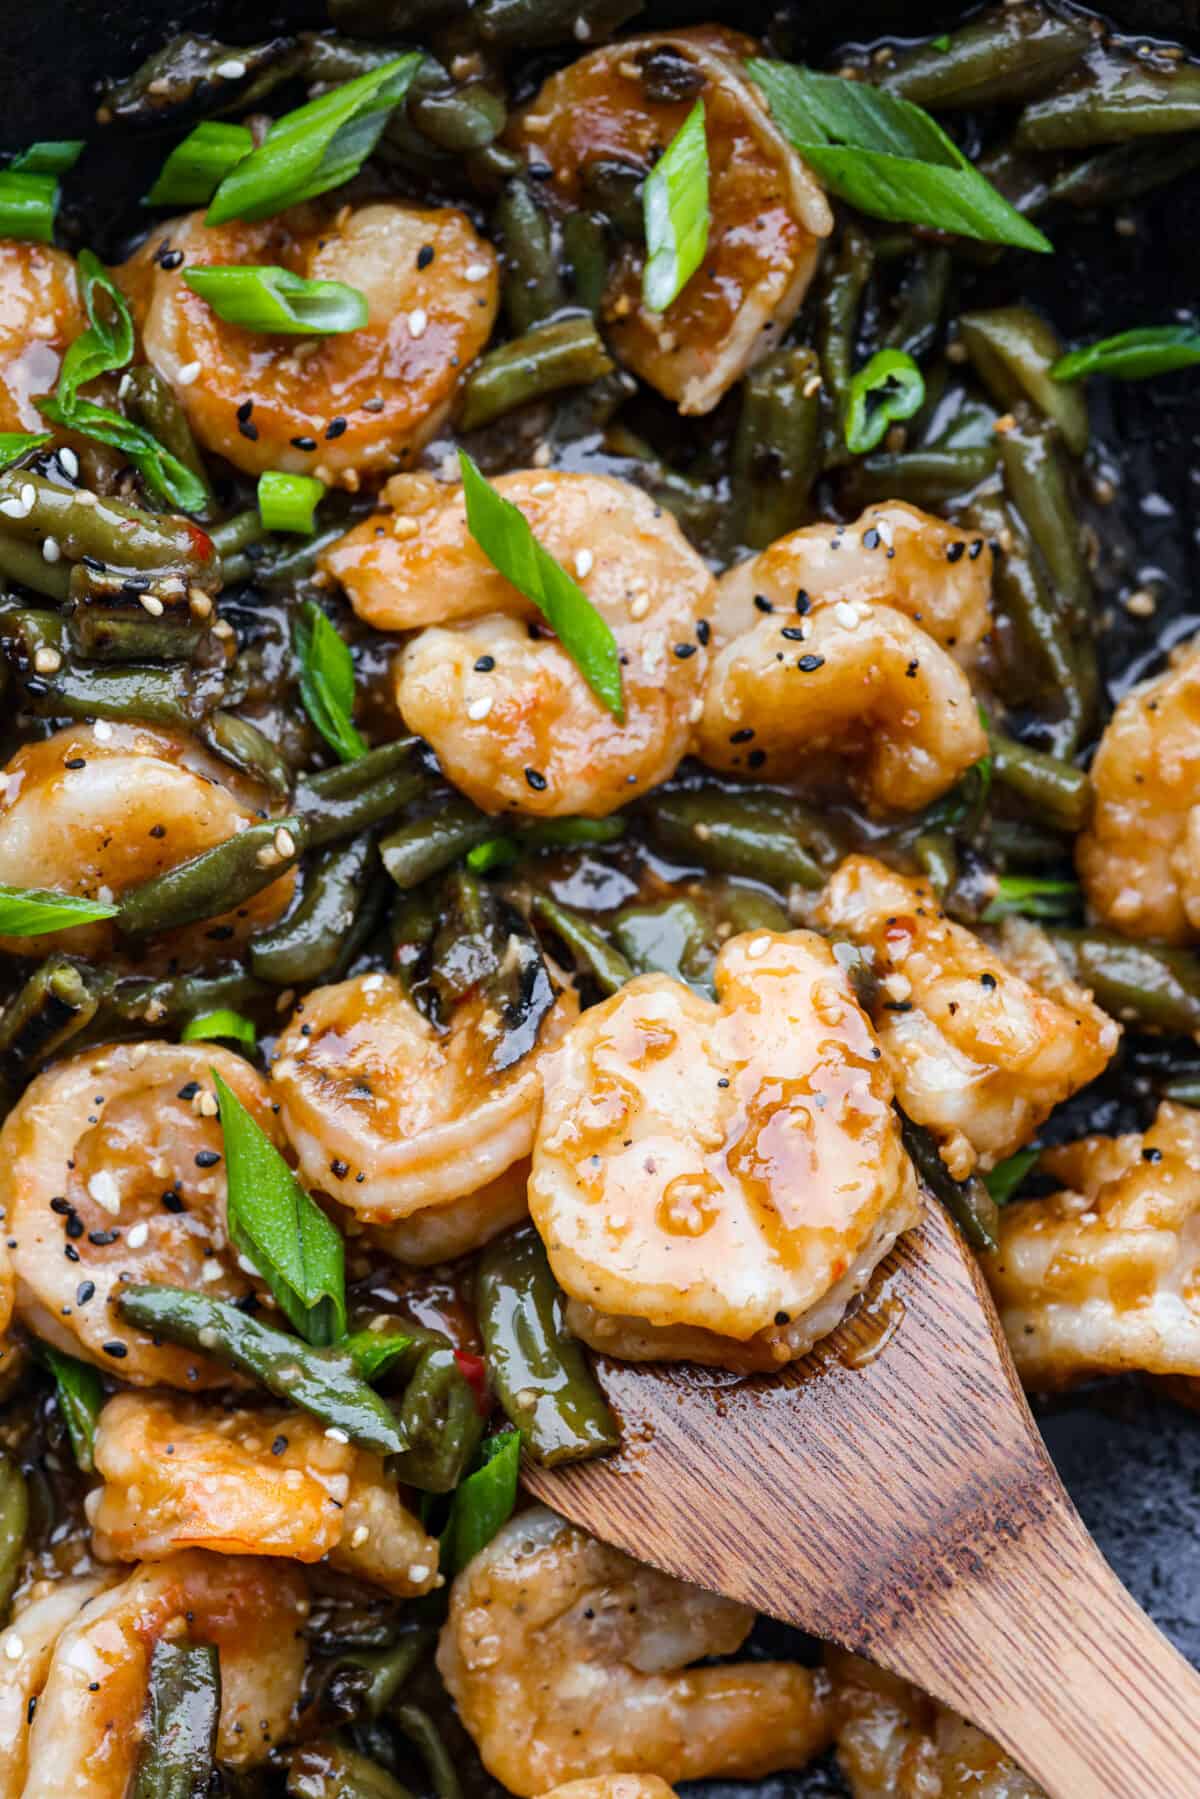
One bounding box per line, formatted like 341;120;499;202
118;817;305;937
0;1453;27;1617
1016;50;1200;150
458;316;614;433
998;419;1091;629
392;1333;484;1494
251;837;377;985
380;799;494;890
297;741;426;849
494;180;565;335
0;956;100;1071
529;893;632;995
989;733;1091;833
122;366;214;519
0;472;221;586
645;786;842;889
877;6;1091;109
957;307;1089;457
730;346;822;549
901;1114;999;1253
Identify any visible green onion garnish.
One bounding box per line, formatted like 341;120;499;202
37;394;209;515
295;598;367;765
459;451;624;721
1052;324;1200;383
441;1431;522;1578
182;264;368;335
0;885;119;935
748;60;1052;253
466;837;520;875
339;1328;415;1385
181;1009;257;1048
0;171;59;244
984;1147;1040;1207
212;1068;346;1347
10;140;84;175
38;1344;104;1473
982;875;1080;923
205;54;421;226
259;469;326;534
0;431;52;472
844;348;926;453
642;99;710;314
146;121;253;207
52;250;135;410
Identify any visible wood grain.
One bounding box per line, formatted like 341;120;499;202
525;1200;1200;1798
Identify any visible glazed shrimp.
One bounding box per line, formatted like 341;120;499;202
543;1781;678;1799
988;1102;1200;1388
437;1507;833;1797
123;201;499;485
0;721;295;964
696;601;987;814
23;1550;307;1792
87;1392;439;1596
270;974;576;1223
371;1160;531;1267
0;1575;118;1799
713;503;994;657
0;241;83;435
1076;638;1200;944
509;29;831;413
816;859;1119;1178
323;470;715;817
6;1043;283;1386
530;930;919;1370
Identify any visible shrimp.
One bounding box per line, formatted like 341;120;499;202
695;601;988;815
123;201;499;485
270;973;576;1223
323;470;715;818
5;1042;283;1386
0;1575;118;1799
370;1160;531;1267
816;860;1119;1179
436;1506;833;1797
543;1782;677;1799
825;1648;1044;1799
988;1102;1200;1389
87;1392;439;1596
530;929;919;1370
0;240;83;436
508;29;831;414
0;721;295;964
22;1550;307;1791
713;503;994;657
1076;638;1200;944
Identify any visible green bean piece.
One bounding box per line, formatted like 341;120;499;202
817;221;873;462
1048;932;1200;1036
391;883;439;995
644;786;840;890
410;77;506;154
296;742;426;850
730;346;822;550
957;307;1089;458
613;898;714;993
494;180;565;336
0;956;101;1071
23;661;218;730
975;144;1053;219
0;1453;28;1618
380;799;493;890
286;1742;415;1799
132;1639;220;1799
251;837;376;985
1048;135;1200;209
530;893;632;995
876;6;1092;108
718;887;791;935
475;1225;620;1465
522;816;625;853
845;445;1000;509
580;157;647;238
1163;1078;1200;1108
209;508;270;560
602;426;723;542
394;1706;463;1799
998;420;1091;630
884;248;952;363
1016;50;1200;151
0;472;221;586
900;1114;998;1254
252;522;351;590
100;31;301;126
118;1287;406;1455
473;0;644;47
342;1631;433;1719
94;968;272;1044
392;1339;484;1495
118;817;305;938
122;366;215;519
0;527;71;600
201;712;292;798
426;868;555;1073
458;317;615;433
463;142;524;190
562;212;610;316
67;599;204;664
914;832;958;900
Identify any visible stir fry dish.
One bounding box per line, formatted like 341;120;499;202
0;0;1197;1791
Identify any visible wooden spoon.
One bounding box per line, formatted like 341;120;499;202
524;1199;1200;1799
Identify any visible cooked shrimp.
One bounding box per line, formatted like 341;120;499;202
713;503;994;657
0;241;83;436
530;929;919;1370
323;470;715;818
542;1781;678;1799
509;29;831;413
826;1648;1044;1799
0;1575;118;1799
816;860;1119;1178
370;1160;531;1267
6;1043;283;1386
123;202;499;485
0;721;295;964
437;1506;833;1797
23;1550;307;1790
696;601;987;815
988;1102;1200;1388
270;973;576;1223
1076;638;1200;944
87;1392;439;1596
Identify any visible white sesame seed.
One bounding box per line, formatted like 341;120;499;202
144;997;167;1023
33;646;62;674
96;885;114;905
875;515;895;548
465;262;490;282
467;695;493;721
42;536;61;563
256;844;280;869
214;57;247;78
325;1426;350;1443
201;1258;223;1283
574;14;591;37
350;1525;370;1549
59;447;79;479
20;483;35;510
198;1327;219;1349
407;308;428;339
532;441;552;467
407;1563;430;1582
0;497;31;520
530;480;555;496
198;1091;218;1118
176;360;201;385
834;600;860;628
745;936;770;961
88;1170;121;1215
140;594;165;617
361;973;384;993
574;548;594;579
126;1221;149;1249
212;619;234;640
93;719;113;741
130;1045;149;1068
274;826;297;859
188;589;212;619
3;1634;23;1662
629;593;649;621
883;972;912;1003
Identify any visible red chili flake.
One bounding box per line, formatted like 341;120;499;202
454;1350;491;1415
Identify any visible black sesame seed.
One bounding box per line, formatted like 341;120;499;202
969;537;985;559
102;1341;128;1359
177;1081;201;1101
162;1191;185;1214
81;554;107;573
798;654;825;672
862;527;881;550
747;748;766;768
417;244;435;270
271;1435;288;1455
528;160;553;180
774;1310;790;1326
64;1243;80;1261
905;659;919;677
49;1196;72;1216
290;435;318;452
149;823;166;838
946;541;966;563
76;1280;95;1305
753;593;774;613
729;727;755;743
194;1149;221;1169
65;1215;84;1239
330;1158;349;1179
525;767;548;791
160;249;184;271
717;1076;730;1088
324;416;347;440
474;654;496;672
780;625;807;641
89;1229;118;1246
64;756;86;769
1143;1146;1163;1163
795;590;810;613
980;971;997;989
238;418;259;441
236;400;254;423
673;642;697;658
696;618;711;645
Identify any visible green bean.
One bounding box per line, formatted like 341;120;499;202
132;1639;220;1799
817;221;873;462
391;884;439;994
901;1114;998;1254
0;1453;27;1618
475;1225;619;1465
957;307;1089;457
494;180;565;336
458;317;615;433
1163;1079;1200;1108
730;347;822;550
380;799;493;890
68;599;204;664
464;142;524;190
580;157;646;238
719;887;791;935
563;212;610;316
201;712;292;797
342;1632;433;1719
0;527;71;600
1016;50;1200;150
426;868;555;1073
209;509;269;561
392;1336;483;1495
122;367;215;519
251;837;376;986
286;1742;415;1799
394;1706;462;1799
0;473;221;585
118;817;304;938
297;742;426;849
97;968;272;1037
1048;135;1200;208
473;0;644;48
884;248;952;362
0;956;100;1071
602;427;723;542
522;816;625;853
23;660;219;729
914;832;958;900
877;6;1092;109
1047;932;1200;1035
644;786;841;889
998;419;1091;629
254;522;352;591
989;733;1091;833
614;898;714;993
118;1287;406;1455
845;444;1000;509
411;80;506;154
530;893;631;995
975;144;1053;219
100;31;301;125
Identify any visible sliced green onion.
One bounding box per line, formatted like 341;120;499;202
37;394;209;514
1052;324;1200;383
459;451;624;721
212;1068;346;1347
441;1431;522;1578
295;598;366;765
183;264;368;336
206;54;422;226
982;875;1079;922
931;34;952;53
0;431;52;472
0;171;59;244
181;1009;256;1047
748;60;1052;252
146;121;254;207
10;141;84;175
259;470;326;534
642;99;709;314
984;1147;1040;1206
466;837;520;874
39;1344;104;1473
0;885;119;936
844;348;925;453
339;1328;415;1385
